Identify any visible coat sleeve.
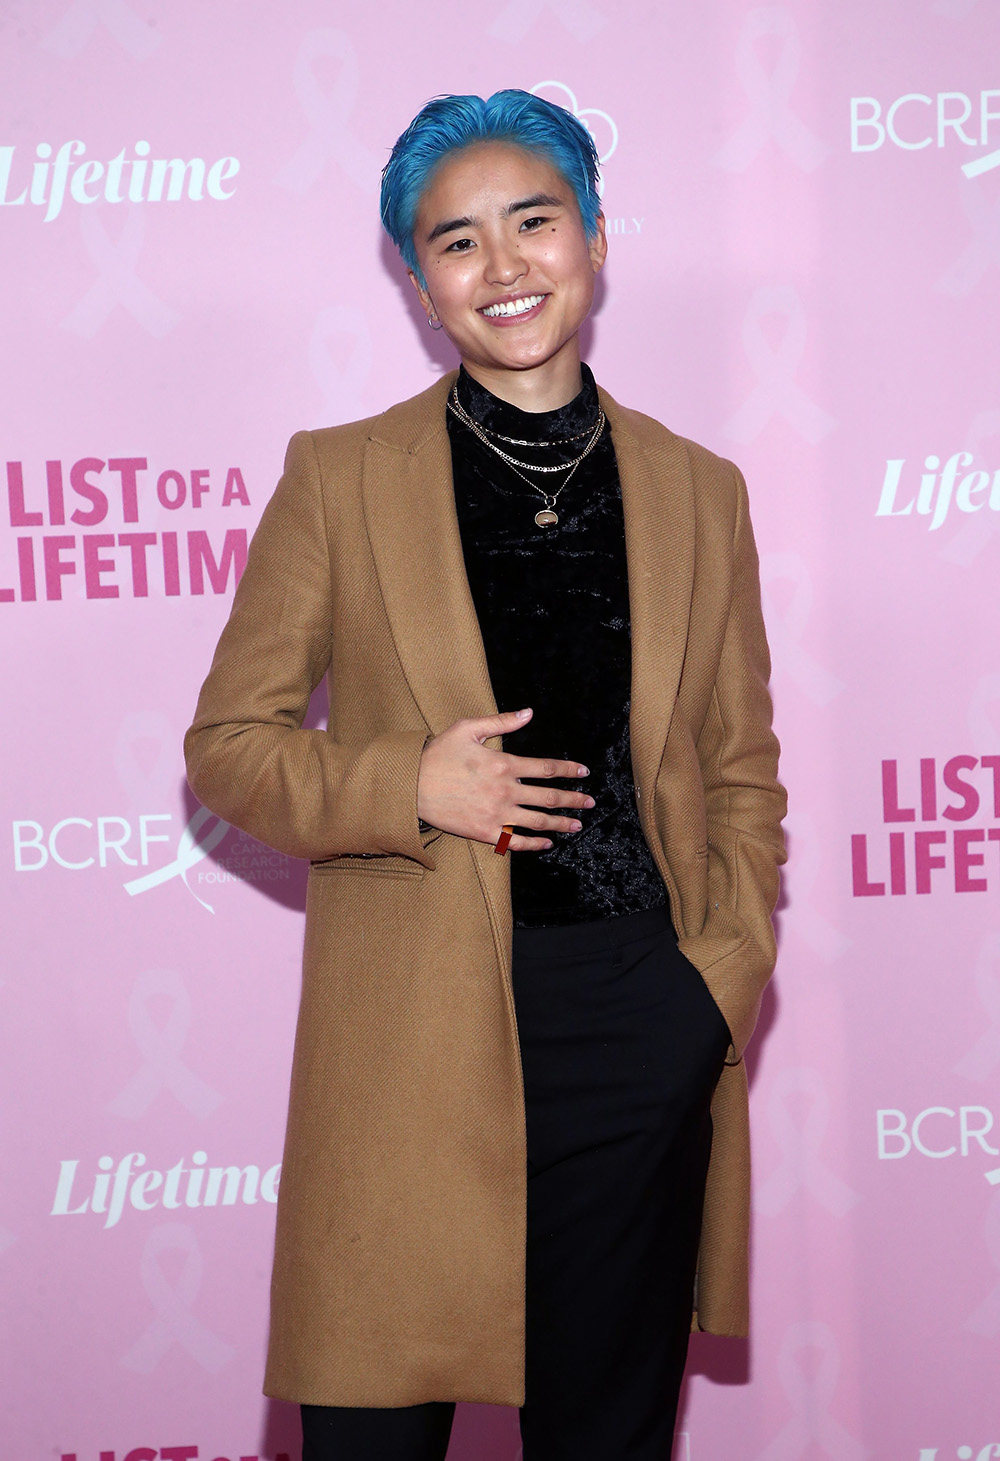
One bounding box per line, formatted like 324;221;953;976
695;464;787;1058
183;430;435;867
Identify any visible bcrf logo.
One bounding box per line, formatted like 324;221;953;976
877;1105;1000;1183
851;89;1000;177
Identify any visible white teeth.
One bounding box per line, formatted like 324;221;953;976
481;294;545;318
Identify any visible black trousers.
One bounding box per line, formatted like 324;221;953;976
301;905;731;1461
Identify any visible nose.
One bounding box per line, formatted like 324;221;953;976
482;236;527;288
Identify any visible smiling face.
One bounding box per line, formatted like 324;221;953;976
408;141;607;406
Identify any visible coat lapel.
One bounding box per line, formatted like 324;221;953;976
361;373;512;947
362;372;497;737
600;390;696;814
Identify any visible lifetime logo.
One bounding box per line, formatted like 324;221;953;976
876;1106;1000;1183
876;453;1000;532
850;89;1000;177
0;141;239;223
52;1152;281;1230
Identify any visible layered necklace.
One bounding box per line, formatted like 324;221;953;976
447;382;606;529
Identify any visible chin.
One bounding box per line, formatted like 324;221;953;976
495;337;564;369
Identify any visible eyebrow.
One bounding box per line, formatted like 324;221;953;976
425;192;565;245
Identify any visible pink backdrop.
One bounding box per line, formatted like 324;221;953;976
3;2;1000;1458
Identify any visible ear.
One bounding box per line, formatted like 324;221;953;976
407;268;436;323
589;213;608;274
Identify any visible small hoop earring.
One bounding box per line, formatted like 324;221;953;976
427;314;443;331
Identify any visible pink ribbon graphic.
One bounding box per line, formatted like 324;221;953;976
760;552;846;706
938;173;1000;297
715;7;829;174
64;205;179;339
964;1191;1000;1336
755;1067;860;1218
780;811;852;963
954;932;1000;1083
488;0;606;42
274;30;378;195
121;1224;235;1373
724;287;836;444
758;1322;867;1460
114;709;176;808
43;0;160;59
310;305;373;425
108;968;222;1119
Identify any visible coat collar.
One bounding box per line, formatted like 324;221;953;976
361;367;695;845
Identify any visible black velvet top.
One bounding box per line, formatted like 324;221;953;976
448;364;667;928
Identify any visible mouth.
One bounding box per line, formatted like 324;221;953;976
478;293;548;324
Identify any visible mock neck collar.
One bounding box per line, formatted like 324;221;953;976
455;363;601;443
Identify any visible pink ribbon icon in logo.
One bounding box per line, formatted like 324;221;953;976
489;0;607;43
964;1191;1000;1336
108;968;222;1120
64;205;179;339
715;6;829;175
755;1067;860;1218
121;1224;235;1373
780;812;852;964
954;932;1000;1083
758;1322;866;1461
724;287;836;445
274;30;378;196
124;805;231;911
43;0;160;60
310;305;373;425
938;173;1000;297
760;553;846;707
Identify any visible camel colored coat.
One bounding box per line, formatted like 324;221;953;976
184;372;787;1408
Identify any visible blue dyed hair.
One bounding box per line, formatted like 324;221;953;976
380;90;602;285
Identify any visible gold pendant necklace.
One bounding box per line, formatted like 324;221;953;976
447;387;605;528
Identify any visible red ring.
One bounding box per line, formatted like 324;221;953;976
494;824;514;856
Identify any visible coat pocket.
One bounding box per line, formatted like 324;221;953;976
676;944;734;1052
309;853;424;880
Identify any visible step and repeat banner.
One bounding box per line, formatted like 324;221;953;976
3;2;998;1459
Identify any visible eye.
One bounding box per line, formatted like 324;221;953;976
519;215;550;232
445;237;475;252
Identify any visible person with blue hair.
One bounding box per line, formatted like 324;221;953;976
186;88;786;1461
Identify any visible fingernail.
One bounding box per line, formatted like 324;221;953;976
518;708;532;719
584;797;595;808
542;840;553;849
570;821;582;832
577;765;589;776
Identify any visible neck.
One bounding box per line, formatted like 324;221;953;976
460;343;584;413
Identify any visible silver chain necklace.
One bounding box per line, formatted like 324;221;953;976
473;415;600;448
447;386;606;528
